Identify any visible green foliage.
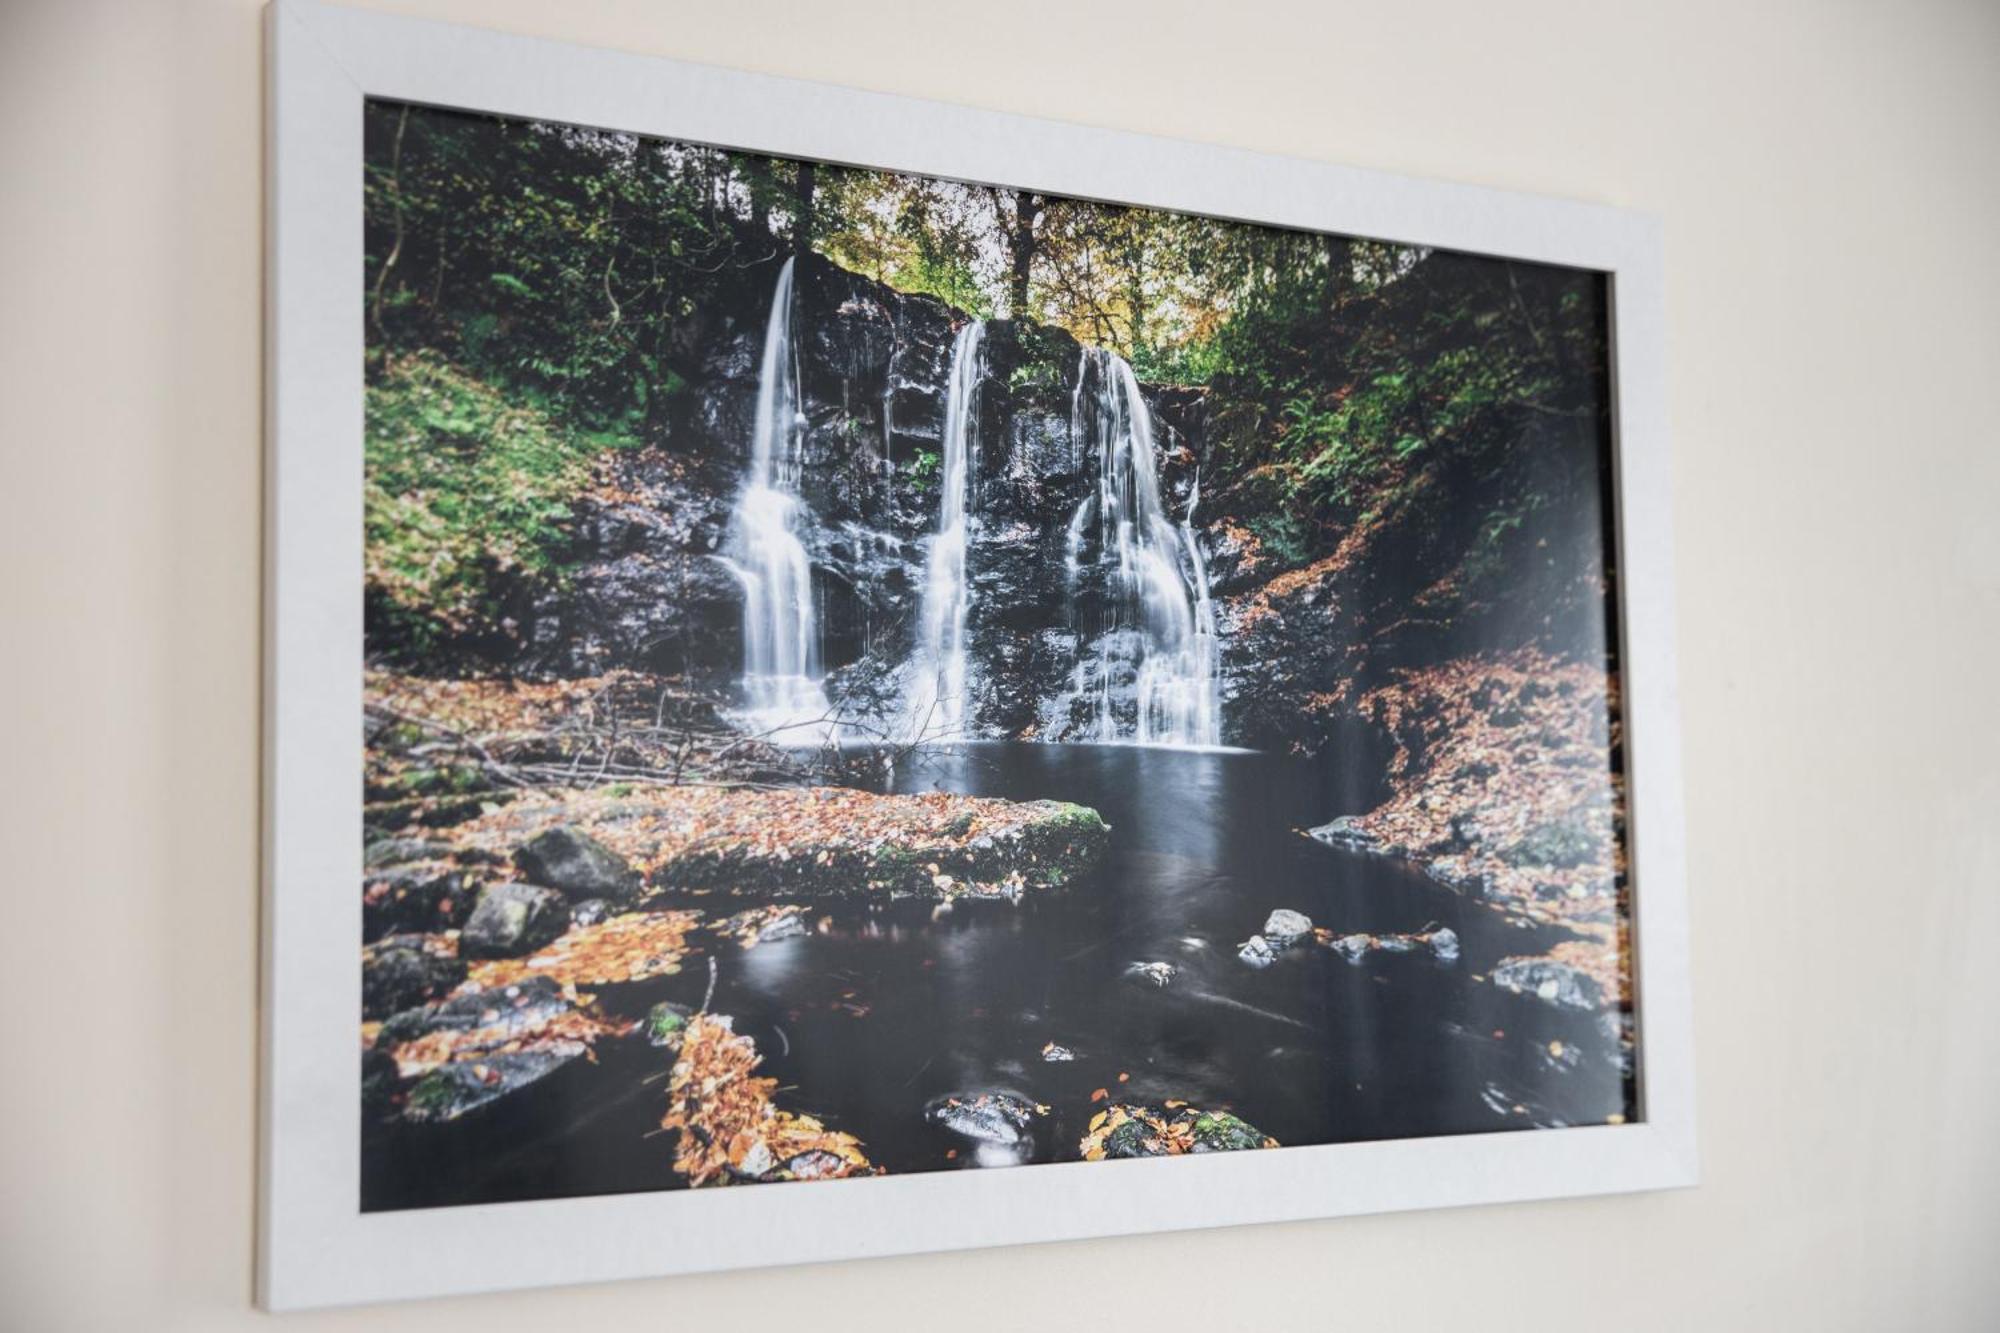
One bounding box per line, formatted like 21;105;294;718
1244;512;1310;567
364;352;597;650
363;99;1611;615
365;102;780;436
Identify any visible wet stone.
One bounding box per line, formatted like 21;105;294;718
1237;935;1278;968
361;935;465;1020
514;826;642;903
1308;815;1380;852
927;1091;1046;1162
460;882;570;959
1124;961;1177;988
643;1001;692;1050
401;1047;584;1124
377;974;575;1048
362;861;477;942
1490;957;1604;1012
1262;909;1313;947
1189;1111;1270;1153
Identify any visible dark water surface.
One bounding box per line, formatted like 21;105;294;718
364;743;1633;1210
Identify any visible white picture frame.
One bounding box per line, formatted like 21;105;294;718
262;0;1695;1309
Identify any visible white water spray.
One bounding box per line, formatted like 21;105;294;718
723;257;836;743
1063;347;1221;747
903;320;986;739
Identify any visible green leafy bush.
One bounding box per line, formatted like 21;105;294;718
364;352;599;650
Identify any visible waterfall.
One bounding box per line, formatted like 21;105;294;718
723;257;836;744
902;320;986;740
1062;348;1221;748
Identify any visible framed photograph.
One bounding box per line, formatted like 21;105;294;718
263;0;1694;1309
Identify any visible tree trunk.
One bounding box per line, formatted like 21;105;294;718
1008;191;1042;318
1322;233;1353;382
793;161;816;261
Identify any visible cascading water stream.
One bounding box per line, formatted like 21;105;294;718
902;320;986;740
722;256;836;743
1062;347;1222;748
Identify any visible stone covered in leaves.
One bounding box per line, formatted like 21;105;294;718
360;933;465;1019
660;1015;875;1186
1316;924;1460;965
925;1091;1048;1147
466;909;701;989
1305;650;1628;1007
459;881;570;959
441;785;1109;901
514;826;642;902
375;975;632;1123
362;860;479;942
1490;951;1606;1012
1079;1103;1279;1160
713;904;814;948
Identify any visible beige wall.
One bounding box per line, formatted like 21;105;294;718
5;0;1998;1327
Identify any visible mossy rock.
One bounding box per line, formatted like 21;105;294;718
651;797;1109;900
1190;1111;1271;1153
1501;814;1604;870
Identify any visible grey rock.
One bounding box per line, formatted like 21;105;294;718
1262;909;1313;946
360;936;465;1020
459;882;570;959
1237;935;1278;968
1490;957;1605;1011
514;827;641;903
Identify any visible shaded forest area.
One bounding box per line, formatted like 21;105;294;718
361;101;1620;704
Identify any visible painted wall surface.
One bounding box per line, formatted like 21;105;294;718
3;0;1997;1327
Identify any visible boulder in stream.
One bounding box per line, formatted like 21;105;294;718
1236;935;1278;969
402;1047;585;1124
1490;955;1605;1011
1262;908;1314;946
361;935;465;1020
514;826;642;903
1080;1103;1279;1159
926;1091;1047;1148
1124;961;1178;989
362;861;478;941
459;882;570;958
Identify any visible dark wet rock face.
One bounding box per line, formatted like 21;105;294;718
361;936;465;1020
514;827;641;903
459;883;570;959
458;254;1221;740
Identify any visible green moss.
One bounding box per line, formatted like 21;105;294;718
405;1070;457;1115
365;352;606;652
